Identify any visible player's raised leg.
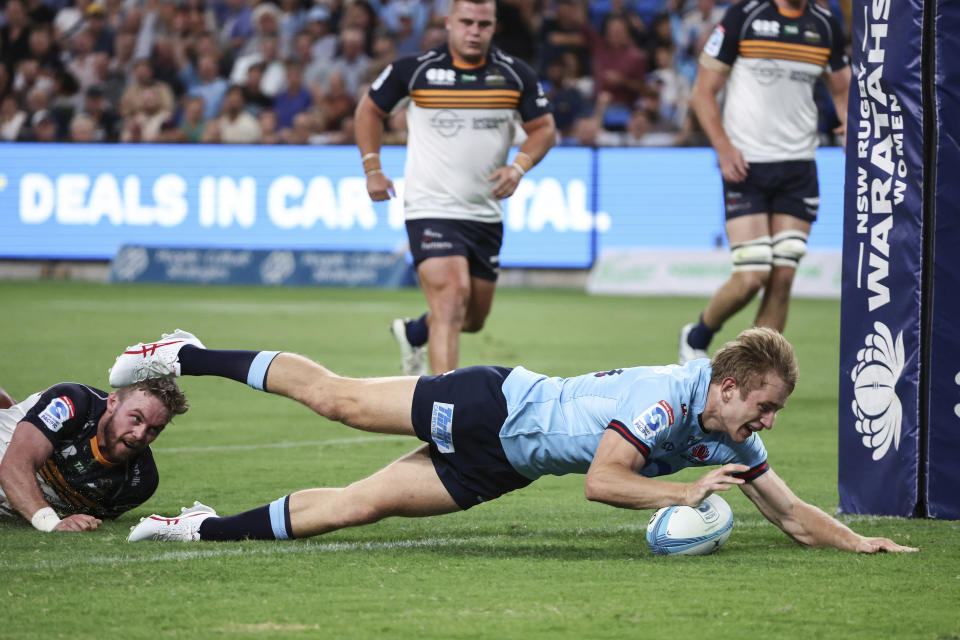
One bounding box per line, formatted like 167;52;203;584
128;444;460;542
109;332;419;436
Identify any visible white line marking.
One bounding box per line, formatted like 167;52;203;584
154;435;411;454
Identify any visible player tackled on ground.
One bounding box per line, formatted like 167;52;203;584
115;329;915;553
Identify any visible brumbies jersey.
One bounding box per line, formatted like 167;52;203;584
367;43;550;223
498;361;769;481
0;383;158;519
701;0;848;162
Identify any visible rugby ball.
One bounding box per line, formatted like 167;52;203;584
646;494;734;556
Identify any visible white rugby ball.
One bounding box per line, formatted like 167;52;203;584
646;493;734;556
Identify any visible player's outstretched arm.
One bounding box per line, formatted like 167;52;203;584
584;430;747;509
740;469;918;553
0;421;102;532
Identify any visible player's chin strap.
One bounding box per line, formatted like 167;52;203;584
771;229;809;268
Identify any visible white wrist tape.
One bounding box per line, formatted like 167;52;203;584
31;507;61;532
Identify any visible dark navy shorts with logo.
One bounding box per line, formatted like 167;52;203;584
722;160;819;222
411;365;533;509
405;218;503;282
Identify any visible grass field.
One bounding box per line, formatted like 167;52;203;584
0;281;957;640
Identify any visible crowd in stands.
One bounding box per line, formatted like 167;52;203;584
0;0;847;146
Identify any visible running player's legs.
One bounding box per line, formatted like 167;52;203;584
464;275;496;332
754;214;812;330
702;213;773;330
418;255;472;373
288;444;461;537
263;352;419;436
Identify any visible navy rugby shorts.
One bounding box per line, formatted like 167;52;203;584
405;218;503;281
411;365;533;509
722;160;819;222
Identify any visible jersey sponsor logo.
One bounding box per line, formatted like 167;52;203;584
38;396;75;432
803;28;822;44
429;109;465;137
371;64;392;91
430;402;455;453
484;73;506;86
594;368;624;378
690;444;710;460
703;25;724;57
752;59;784;86
784;23;799;35
634;400;675;439
426;67;456;86
461;73;478;82
751;19;781;37
473;115;510;129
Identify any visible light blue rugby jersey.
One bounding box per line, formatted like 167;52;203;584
498;360;769;481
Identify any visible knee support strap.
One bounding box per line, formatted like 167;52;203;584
771;230;809;268
731;236;772;272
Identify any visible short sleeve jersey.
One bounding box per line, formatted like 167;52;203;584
367;43;551;223
498;362;769;481
4;383;159;519
701;0;848;162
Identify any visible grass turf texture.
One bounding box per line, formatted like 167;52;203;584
0;281;957;640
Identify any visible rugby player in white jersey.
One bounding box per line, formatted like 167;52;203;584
115;329;915;553
678;0;851;363
355;0;556;376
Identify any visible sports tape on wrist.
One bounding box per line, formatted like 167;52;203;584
31;507;61;532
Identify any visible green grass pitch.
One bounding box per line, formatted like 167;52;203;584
0;281;957;640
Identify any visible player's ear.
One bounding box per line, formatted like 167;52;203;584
720;377;738;401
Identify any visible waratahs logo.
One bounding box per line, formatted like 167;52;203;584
851;321;904;461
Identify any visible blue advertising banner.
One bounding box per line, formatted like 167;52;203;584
110;245;416;288
0;145;847;265
926;0;960;519
837;0;925;515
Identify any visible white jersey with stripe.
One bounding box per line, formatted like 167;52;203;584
367;44;551;223
701;0;848;162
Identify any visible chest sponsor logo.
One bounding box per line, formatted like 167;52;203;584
753;59;784;86
484;73;506;86
429;109;465;137
751;19;780;37
426;67;456;85
430;402;455;453
803;27;821;44
633;400;675;439
704;25;724;57
473;115;510;130
784;23;799;35
461;73;478;82
38;396;76;432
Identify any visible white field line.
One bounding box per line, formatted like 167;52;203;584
153;435;411;454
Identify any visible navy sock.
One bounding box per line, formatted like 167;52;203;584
178;346;280;390
405;312;429;347
198;496;294;541
687;315;717;350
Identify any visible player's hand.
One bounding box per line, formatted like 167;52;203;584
717;145;749;183
855;536;919;553
489;165;522;199
683;463;749;506
366;172;395;201
53;514;102;532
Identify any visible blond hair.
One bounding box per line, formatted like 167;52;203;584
116;377;189;417
710;327;798;396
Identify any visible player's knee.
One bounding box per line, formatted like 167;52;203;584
462;312;487;333
771;230;808;269
731;236;772;275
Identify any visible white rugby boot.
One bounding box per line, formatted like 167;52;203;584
109;329;205;387
678;323;708;365
390;318;428;376
127;501;217;542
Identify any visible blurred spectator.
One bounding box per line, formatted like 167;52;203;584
241;61;273;112
318;26;369;97
339;0;376;53
591;15;647;114
66;28;99;93
134;0;181;61
23;0;56;28
53;0;90;44
2;1;33;75
290;30;314;66
646;43;689;129
120;58;175;117
381;1;428;56
49;69;83;130
419;23;446;51
0;95;28;141
273;60;312;128
280;109;313;144
84;3;116;55
258;107;280;143
230;31;285;97
185;52;228;119
674;0;724;83
216;84;261;143
150;35;186;96
618;107;676;146
27;25;63;76
243;2;288;58
218;0;254;57
0;64;9;98
493;0;541;66
366;28;397;80
81;84;120;141
542;53;587;137
313;70;354;131
305;5;337;61
539;0;591;79
18;108;58;141
178;94;207;142
120;84;172;141
68;112;97;141
108;28;137;83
